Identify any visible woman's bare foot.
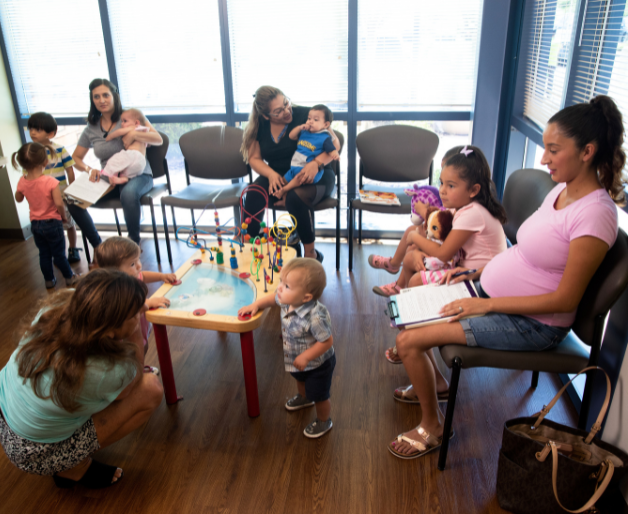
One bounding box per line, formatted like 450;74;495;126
390;423;444;456
385;346;402;363
55;457;123;484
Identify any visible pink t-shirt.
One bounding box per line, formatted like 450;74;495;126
16;175;61;221
481;184;618;327
453;202;507;269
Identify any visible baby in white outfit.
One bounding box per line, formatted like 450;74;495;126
102;108;150;185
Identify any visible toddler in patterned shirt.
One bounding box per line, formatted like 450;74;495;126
239;258;335;438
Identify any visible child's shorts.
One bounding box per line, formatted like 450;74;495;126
420;269;448;285
290;353;336;402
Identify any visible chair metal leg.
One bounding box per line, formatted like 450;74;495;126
578;370;595;431
335;204;340;271
149;201;160;263
348;206;354;272
171;206;177;235
82;233;91;264
358;210;362;244
113;209;122;236
191;209;196;236
273;209;277;224
438;356;462;471
162;203;173;264
531;371;539;388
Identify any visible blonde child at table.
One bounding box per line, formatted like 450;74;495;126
94;236;177;374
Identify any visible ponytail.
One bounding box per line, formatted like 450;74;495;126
240;85;284;163
549;95;627;205
12;142;58;172
445;145;508;224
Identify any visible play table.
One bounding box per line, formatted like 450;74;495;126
146;243;296;417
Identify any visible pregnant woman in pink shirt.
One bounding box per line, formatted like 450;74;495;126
389;95;625;460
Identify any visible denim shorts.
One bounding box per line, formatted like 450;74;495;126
290;353;336;402
459;314;570;352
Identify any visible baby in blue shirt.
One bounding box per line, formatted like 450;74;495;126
273;104;340;203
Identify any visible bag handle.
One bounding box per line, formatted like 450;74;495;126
533;366;611;444
550;442;614;513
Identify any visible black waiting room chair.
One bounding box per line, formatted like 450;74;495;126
348;125;439;271
81;131;173;263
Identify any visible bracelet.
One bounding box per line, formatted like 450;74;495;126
86;166;92;174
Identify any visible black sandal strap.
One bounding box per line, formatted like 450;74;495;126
78;460;123;489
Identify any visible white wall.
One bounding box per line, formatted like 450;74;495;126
0;52;29;232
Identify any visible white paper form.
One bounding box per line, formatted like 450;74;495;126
63;172;112;206
396;282;475;326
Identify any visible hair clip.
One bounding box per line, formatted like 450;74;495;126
460;146;473;157
252;93;256;98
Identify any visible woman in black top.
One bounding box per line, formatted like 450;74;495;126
240;86;336;261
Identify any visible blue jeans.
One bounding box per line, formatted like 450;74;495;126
31;219;74;281
68;173;153;245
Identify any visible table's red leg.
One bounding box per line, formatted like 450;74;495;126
153;323;182;404
239;331;260;417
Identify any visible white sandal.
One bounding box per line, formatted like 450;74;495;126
388;426;454;460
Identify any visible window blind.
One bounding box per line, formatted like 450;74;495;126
571;1;628;172
0;0;109;118
571;1;628;107
106;0;225;115
357;0;483;112
522;0;579;129
227;0;348;113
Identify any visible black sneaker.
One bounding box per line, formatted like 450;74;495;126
68;247;82;263
45;277;57;289
304;418;333;438
285;394;315;411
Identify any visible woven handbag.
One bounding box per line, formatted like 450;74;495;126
496;367;628;514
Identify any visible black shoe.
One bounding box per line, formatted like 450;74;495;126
45;277;57;289
315;249;324;263
68;247;82;263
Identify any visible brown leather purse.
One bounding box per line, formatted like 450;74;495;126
496;367;628;514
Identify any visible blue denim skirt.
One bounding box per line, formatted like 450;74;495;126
459;281;570;351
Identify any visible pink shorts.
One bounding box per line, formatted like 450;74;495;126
420;269;447;285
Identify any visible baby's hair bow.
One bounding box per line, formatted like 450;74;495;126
460;146;473;157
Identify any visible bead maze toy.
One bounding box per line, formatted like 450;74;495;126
146;183;298;417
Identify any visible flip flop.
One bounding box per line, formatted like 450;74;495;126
389;427;455;460
393;384;450;404
385;346;403;364
53;460;123;489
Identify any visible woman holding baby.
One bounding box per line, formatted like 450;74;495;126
68;78;163;247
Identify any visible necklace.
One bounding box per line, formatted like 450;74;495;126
271;123;289;144
100;118;115;138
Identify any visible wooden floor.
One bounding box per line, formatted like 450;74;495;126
0;235;578;514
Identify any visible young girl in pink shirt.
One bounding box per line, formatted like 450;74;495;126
371;146;508;364
389;95;624;461
13;143;78;289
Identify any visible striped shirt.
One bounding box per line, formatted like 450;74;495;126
43;142;75;187
276;295;334;373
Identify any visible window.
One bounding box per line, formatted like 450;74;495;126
106;0;225;115
357;0;483;111
571;1;628;167
227;0;348;113
0;0;109;118
522;0;579;128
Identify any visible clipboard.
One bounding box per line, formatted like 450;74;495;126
63;173;114;209
386;280;479;329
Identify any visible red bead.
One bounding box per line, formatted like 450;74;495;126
245;217;252;224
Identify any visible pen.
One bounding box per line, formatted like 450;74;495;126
452;269;477;278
